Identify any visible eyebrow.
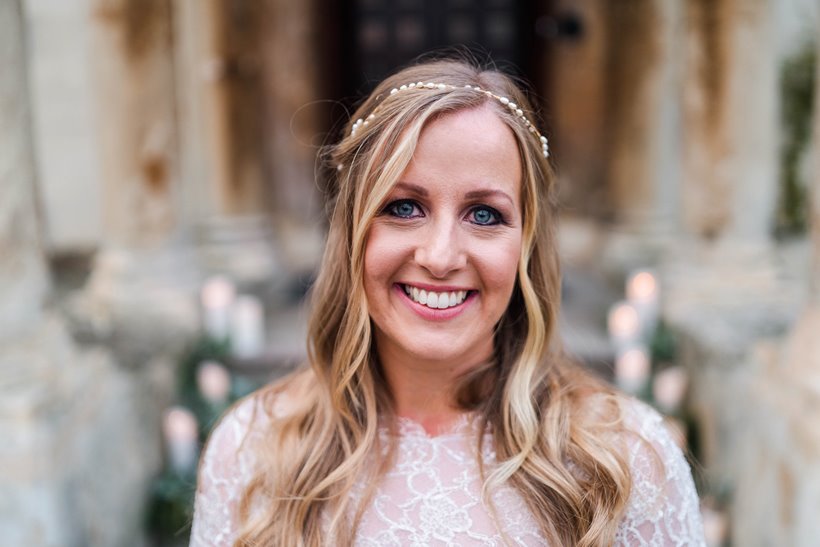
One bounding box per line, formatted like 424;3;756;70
464;188;515;207
393;182;515;207
393;181;428;196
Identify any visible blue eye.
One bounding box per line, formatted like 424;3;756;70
386;199;421;218
470;206;501;225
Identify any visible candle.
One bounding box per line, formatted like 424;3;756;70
196;361;231;405
626;269;660;336
701;505;729;547
201;276;236;340
162;406;199;473
652;366;689;413
230;295;265;358
608;301;642;353
614;346;650;394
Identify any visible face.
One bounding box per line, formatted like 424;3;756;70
363;105;523;376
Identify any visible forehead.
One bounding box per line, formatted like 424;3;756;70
398;105;523;202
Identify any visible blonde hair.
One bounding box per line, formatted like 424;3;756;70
234;58;632;546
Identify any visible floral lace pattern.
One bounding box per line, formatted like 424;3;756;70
191;398;705;546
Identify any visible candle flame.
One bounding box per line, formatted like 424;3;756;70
627;270;658;302
608;302;641;338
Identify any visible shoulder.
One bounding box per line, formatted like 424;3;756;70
199;368;312;479
617;397;681;455
200;394;269;481
190;395;267;546
612;397;706;546
570;390;690;485
190;370;313;546
193;393;272;515
615;397;689;486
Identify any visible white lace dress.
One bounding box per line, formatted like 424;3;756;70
190;397;705;546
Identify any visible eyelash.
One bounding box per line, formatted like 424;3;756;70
383;199;505;226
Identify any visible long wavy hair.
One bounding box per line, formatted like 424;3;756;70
233;58;632;546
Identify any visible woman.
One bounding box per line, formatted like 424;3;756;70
191;59;705;546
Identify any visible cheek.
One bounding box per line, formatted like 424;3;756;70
363;226;407;288
475;234;522;295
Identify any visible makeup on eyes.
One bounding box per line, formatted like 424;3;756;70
381;198;509;227
384;199;422;218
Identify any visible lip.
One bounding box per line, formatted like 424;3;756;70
393;283;476;321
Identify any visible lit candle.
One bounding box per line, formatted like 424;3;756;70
614;346;650;394
196;361;231;405
230;295;265;358
652;366;689;414
162;406;199;473
626;269;660;336
201;276;236;340
608;301;642;354
701;505;729;547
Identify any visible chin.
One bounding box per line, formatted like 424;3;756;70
386;330;494;369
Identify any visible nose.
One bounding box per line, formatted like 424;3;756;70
414;219;467;278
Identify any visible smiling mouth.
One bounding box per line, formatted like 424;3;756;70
401;284;473;310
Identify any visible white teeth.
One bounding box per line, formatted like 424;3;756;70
403;285;469;310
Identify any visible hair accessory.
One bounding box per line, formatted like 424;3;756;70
350;82;549;159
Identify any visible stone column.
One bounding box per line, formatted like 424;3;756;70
662;0;792;530
201;0;267;215
76;0;200;356
258;0;325;273
1;3;191;544
664;0;791;341
729;44;820;543
663;3;817;543
681;0;778;243
173;0;290;284
174;0;272;218
596;0;683;272
779;16;820;404
1;1;74;541
0;0;50;341
260;0;321;220
25;0;103;251
605;0;682;235
89;0;177;249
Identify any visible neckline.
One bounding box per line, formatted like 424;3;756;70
390;412;481;439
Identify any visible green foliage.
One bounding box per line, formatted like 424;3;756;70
145;334;262;542
145;469;196;541
776;42;816;237
176;336;232;439
649;319;676;364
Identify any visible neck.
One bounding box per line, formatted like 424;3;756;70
377;348;486;435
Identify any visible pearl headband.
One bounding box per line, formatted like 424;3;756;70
349;81;549;159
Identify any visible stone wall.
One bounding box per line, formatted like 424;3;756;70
25;0;102;251
661;1;820;544
2;1;200;544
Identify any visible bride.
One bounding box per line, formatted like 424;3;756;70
190;58;705;546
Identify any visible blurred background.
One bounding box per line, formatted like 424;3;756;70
2;0;820;545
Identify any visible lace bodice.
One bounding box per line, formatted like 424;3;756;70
190;397;705;546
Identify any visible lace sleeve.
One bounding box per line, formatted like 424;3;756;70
615;400;706;546
190;396;266;547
